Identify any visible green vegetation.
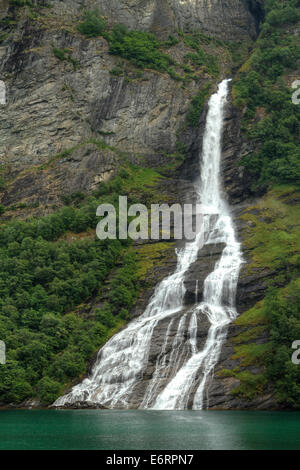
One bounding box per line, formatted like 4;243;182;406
225;39;254;69
235;301;269;327
186;84;211;127
226;278;300;407
1;1;49;42
0;197;131;404
76;9;221;84
231;371;268;400
77;10;174;73
77;9;106;38
52;47;66;61
95;164;164;207
108;25;174;72
37;139;114;171
183;32;220;77
108;251;139;315
265;279;300;408
159;141;189;173
52;47;78;70
0;32;9;43
232;342;272;368
240;186;300;274
136;242;175;282
233;0;300;188
221;186;300;407
0;155;170;404
8;0;50;7
9;0;33;6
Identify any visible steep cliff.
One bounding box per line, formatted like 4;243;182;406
0;0;259;206
0;0;299;408
93;0;260;39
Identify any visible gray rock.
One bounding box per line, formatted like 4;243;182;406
52;400;108;409
97;0;261;40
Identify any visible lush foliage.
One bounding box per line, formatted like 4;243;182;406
218;186;300;406
186;84;211;127
183;32;220;77
77;10;106;38
235;2;300;401
0;156;167;405
233;0;300;187
265;280;300;408
0;191;141;404
223;186;300;407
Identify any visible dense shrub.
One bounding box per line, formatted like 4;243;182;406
232;0;300;407
0;179;143;404
233;0;300;187
9;0;33;6
109;252;138;312
77;10;106;38
265;281;300;408
186;84;211;127
108;24;174;71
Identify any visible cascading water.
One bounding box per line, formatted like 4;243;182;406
54;79;243;410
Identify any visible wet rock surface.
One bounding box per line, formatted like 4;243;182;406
127;308;212;408
52;400;108;409
184;242;226;305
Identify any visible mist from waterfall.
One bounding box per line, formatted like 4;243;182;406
53;79;243;410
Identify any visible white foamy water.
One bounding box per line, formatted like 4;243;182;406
0;80;6;105
54;79;243;410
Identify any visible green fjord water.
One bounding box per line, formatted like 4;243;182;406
0;410;299;450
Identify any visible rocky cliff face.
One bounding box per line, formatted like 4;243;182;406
0;0;260;202
0;0;280;409
0;1;197;210
97;0;260;39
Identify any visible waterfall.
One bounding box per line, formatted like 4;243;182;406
53;79;243;410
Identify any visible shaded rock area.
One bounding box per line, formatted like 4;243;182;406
202;323;279;410
1;144;119;208
0;0;262;212
0;0;9;19
52;401;108;410
0;4;199;211
178;83;259;206
184;242;226;305
236;263;275;314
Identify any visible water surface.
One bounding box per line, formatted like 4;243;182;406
0;410;299;450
